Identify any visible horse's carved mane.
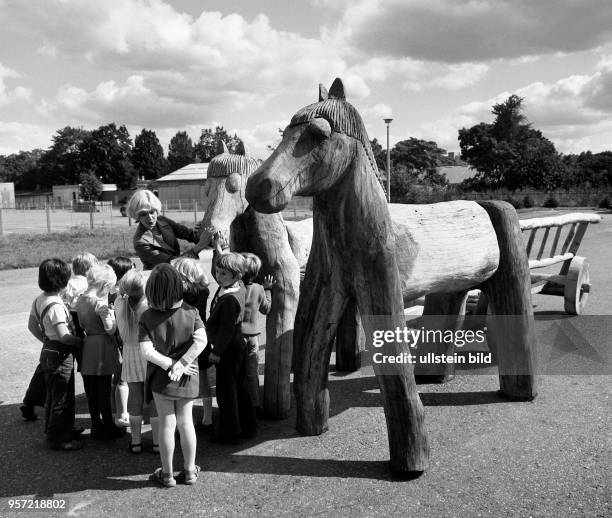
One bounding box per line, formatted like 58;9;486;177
206;141;259;179
289;79;382;188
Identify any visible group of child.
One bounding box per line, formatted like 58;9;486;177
23;237;273;488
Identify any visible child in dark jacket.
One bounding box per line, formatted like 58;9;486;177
240;253;275;411
205;252;256;442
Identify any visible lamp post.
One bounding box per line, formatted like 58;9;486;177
383;118;393;203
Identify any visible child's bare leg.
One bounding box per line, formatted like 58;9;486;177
115;379;129;425
152;394;176;474
176;399;196;471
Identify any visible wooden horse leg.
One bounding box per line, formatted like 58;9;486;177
293;272;347;435
355;282;429;474
414;291;468;383
479;201;538;400
335;299;365;372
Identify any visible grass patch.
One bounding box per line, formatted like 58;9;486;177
0;226;136;270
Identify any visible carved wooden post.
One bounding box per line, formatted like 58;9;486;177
414;291;468;383
479;201;537;400
231;207;300;419
334;299;364;372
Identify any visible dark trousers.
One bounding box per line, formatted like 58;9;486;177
23;362;46;408
244;336;260;408
82;375;113;431
39;348;76;443
215;340;256;440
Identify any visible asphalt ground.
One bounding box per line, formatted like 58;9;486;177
0;209;610;517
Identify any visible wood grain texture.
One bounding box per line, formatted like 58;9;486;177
479;201;537;400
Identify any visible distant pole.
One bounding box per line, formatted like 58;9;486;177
384;118;393;203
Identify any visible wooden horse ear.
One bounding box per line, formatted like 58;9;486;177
318;83;329;101
236;140;247;156
328;78;345;100
216;140;229;155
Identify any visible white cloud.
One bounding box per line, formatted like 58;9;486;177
422;56;612;153
333;0;612;63
0;121;51;154
0;63;31;107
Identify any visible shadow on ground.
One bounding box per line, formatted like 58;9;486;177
1;366;520;499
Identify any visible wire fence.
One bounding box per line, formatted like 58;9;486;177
0;199;314;235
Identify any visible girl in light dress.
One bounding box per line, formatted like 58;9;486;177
76;264;124;439
114;269;157;453
171;257;214;433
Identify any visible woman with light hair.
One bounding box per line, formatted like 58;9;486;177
128;189;200;270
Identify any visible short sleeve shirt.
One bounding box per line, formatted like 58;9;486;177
31;294;71;340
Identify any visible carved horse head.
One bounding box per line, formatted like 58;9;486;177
198;140;260;248
246;78;381;213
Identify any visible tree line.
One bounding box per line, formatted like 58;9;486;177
371;95;612;197
0;124;241;196
2;95;611;200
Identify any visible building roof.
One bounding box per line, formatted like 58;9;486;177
439;165;476;184
156;163;209;183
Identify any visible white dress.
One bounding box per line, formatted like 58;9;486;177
114;296;148;383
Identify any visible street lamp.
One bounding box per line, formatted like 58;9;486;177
383;118;393;203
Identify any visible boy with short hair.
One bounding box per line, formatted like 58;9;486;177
205;252;256;442
28;258;83;450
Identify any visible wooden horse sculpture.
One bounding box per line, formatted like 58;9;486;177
193;140;312;419
246;78;537;474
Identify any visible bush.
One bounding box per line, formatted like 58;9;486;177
504;196;523;209
543;195;559;208
599;196;611;209
522;195;534;208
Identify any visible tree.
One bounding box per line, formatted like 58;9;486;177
194;126;241;162
133;129;167;179
78;123;136;189
389;138;449;188
38;126;91;188
459;95;564;190
0;149;44;191
168;131;195;171
370;138;387;171
79;172;103;201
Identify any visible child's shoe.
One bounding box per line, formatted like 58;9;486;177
176;465;200;485
20;405;37;421
116;414;130;427
149;468;176;488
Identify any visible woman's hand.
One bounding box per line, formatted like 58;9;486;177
208;352;221;365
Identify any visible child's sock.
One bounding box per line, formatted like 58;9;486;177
201;397;213;425
129;416;142;444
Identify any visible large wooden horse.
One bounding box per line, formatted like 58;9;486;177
246;78;537;474
193;141;312;418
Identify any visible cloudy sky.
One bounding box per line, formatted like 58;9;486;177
1;0;611;159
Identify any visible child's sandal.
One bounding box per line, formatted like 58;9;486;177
128;442;142;454
176;465;200;485
149;468;176;488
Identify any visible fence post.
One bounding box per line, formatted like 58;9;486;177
194;200;198;225
0;207;3;236
89;203;94;230
179;199;182;212
46;204;51;233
